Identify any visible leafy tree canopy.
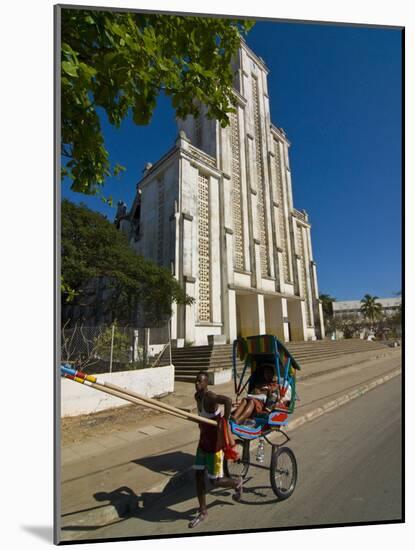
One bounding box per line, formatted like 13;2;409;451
61;199;193;325
61;8;254;194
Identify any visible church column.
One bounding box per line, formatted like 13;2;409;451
283;141;294;210
279;141;295;286
306;225;325;339
209;174;222;325
226;288;237;343
292;219;310;339
182;211;196;344
268;147;282;292
245;132;259;289
301;223;315;329
221;164;234;287
270;139;287;293
282;298;290;342
238;105;251;272
251;75;270;280
257;294;266;334
170;198;180;341
256;68;275;280
277;142;295;284
221;166;234;343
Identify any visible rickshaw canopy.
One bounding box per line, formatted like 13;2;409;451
233;334;301;398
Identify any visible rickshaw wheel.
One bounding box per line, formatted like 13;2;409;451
270;446;297;500
224;439;250;479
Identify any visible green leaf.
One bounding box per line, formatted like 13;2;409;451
62;61;78;77
113;163;126;177
100;195;113;206
79;63;97;78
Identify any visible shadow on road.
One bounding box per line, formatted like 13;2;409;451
60;477;233;534
209;471;280;506
61;450;197;534
132;449;195;476
61;450;281;538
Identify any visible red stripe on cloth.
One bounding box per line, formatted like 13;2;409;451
234;426;261;435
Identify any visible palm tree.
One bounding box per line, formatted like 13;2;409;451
360;294;383;324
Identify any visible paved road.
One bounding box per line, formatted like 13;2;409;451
68;375;402;541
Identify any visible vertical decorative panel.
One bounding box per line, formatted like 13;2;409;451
297;225;312;326
274;141;289;282
252;77;270;277
197;173;211;322
230;110;244;271
157;178;165;266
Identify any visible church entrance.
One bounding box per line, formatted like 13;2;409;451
287;298;306;341
236;301;242;338
264;296;284;341
235;293;260;338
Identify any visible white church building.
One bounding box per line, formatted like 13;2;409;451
117;39;325;346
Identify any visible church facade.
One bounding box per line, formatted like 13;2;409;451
118;40;325;346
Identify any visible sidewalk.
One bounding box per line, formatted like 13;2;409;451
59;346;400;540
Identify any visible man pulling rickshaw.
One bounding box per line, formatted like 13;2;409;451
189;371;244;528
188;334;300;527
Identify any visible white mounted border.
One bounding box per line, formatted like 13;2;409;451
61;365;174;418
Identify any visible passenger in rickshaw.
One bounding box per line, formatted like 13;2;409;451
231;364;292;425
264;372;292;413
231;365;277;424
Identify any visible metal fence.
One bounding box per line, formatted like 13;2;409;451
61;322;170;374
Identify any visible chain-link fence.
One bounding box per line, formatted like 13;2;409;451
61;322;170;374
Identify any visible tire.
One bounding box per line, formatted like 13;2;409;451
270;446;297;500
224;438;250;479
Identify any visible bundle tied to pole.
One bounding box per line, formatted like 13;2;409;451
60;365;217;426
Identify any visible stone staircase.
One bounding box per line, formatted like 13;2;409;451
159;344;244;384
160;339;390;384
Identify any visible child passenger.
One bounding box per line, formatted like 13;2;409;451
231;365;278;425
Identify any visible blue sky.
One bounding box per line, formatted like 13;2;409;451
62;19;402;302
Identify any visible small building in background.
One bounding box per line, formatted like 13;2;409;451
332;297;401;320
332;297;401;340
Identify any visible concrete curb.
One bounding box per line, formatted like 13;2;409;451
62;367;401;533
285;367;400;433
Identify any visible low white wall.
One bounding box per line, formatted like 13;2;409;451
210;368;232;385
61;365;174;418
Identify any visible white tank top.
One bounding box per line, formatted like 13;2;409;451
199;395;221;418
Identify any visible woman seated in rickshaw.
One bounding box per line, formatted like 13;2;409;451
231;364;291;425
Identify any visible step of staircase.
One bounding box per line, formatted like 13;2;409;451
167;339;388;382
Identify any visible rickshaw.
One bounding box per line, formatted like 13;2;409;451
224;334;301;500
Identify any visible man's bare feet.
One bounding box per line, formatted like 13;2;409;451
188;510;208;528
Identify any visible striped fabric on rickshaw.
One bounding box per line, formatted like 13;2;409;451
246;334;275;354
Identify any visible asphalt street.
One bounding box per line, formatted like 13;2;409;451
72;374;402;541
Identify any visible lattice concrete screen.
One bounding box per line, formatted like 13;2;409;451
197;172;211;322
252;77;270;277
230;110;244;271
274;140;290;282
297;225;311;326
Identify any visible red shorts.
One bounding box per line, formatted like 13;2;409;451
249;397;265;414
